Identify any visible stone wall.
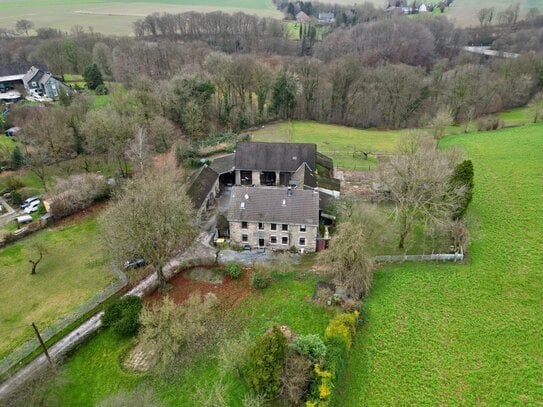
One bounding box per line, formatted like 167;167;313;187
229;220;317;252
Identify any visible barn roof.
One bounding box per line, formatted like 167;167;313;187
234;142;316;172
186;165;218;210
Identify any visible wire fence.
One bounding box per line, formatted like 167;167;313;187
374;252;464;263
0;269;127;377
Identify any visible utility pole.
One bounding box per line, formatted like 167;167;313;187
31;322;56;372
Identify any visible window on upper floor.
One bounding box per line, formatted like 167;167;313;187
242;221;248;229
300;224;306;232
282;224;288;231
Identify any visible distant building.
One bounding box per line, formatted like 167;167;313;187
296;11;312;23
228;186;319;252
0;66;68;102
318;12;335;24
419;4;428;12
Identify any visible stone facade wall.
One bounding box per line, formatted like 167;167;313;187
229;220;317;252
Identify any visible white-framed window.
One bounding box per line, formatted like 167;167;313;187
242;234;248;242
299;238;306;246
282;236;288;245
53;91;58;97
271;223;277;231
51;84;56;89
258;222;264;230
282;224;288;231
300;224;306;232
270;236;277;244
241;221;248;229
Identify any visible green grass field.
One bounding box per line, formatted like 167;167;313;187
0;215;115;359
334;123;543;405
0;0;280;36
446;0;543;26
252;121;404;170
37;259;333;406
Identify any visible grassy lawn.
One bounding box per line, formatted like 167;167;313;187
0;135;16;156
36;258;333;406
251;121;404;170
334;123;543;405
0;215;115;360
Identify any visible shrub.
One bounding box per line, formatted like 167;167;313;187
4;176;24;192
293;335;327;362
281;351;312;406
307;364;333;407
251;270;270;289
324;312;359;350
102;295;142;337
225;263;242;279
139;293;217;371
10;190;22;206
245;326;287;398
95;84;109;95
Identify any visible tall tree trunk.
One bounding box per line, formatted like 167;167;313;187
157;265;166;289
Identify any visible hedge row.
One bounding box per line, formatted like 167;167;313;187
305;310;360;407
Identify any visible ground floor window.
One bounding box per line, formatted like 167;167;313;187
270;236;277;244
242;234;248;242
299;238;306;246
259;238;265;247
282;236;288;245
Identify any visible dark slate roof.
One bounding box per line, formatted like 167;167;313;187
228;186;319;226
235;142;316;172
290;163;317;189
210;154;235;175
0;62;47;77
186;165;218;210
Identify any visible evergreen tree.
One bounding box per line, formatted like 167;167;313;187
11;145;24;169
83;63;104;90
450;159;474;219
270;71;297;119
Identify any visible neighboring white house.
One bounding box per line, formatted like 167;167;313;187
419;4;428;12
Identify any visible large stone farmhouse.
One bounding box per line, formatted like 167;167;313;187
186;141;338;251
228;186;319;252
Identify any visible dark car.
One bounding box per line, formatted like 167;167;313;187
123;258;146;270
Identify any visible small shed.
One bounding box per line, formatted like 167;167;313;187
296;11;312;23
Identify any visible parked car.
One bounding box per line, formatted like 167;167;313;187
20;196;40;209
23;200;40;214
123;258;146;270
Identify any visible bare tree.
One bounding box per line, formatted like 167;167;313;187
16;108;74;190
15;19;34;36
429;107;454;139
318;220;374;298
379;135;464;249
29;242;47;275
126;127;151;176
101;170;196;288
139;293;217;370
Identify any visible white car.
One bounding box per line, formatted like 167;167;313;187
23;200;40;214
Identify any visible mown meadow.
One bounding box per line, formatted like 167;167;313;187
0;216;115;360
334;123;543;405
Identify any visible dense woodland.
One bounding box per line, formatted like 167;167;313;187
1;8;543;167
